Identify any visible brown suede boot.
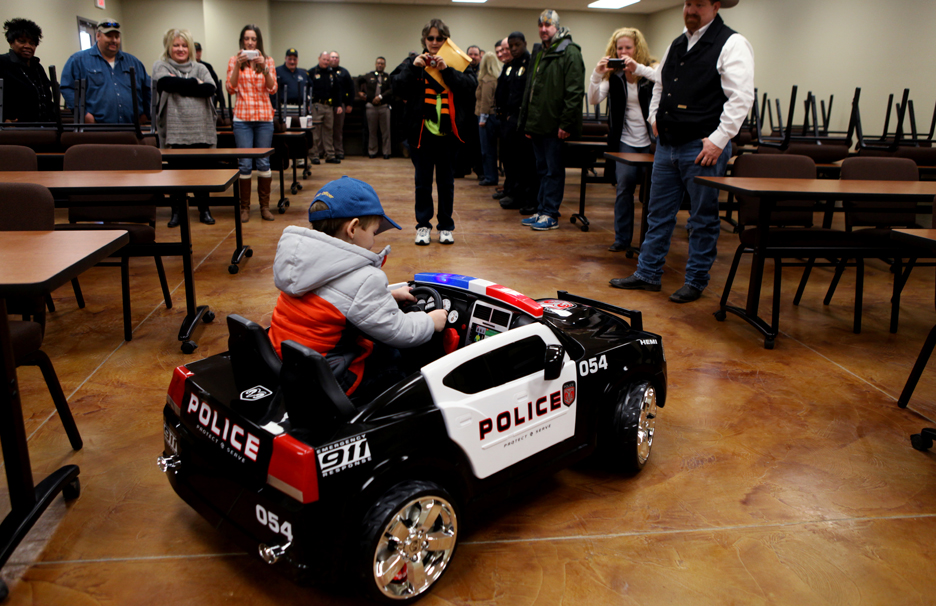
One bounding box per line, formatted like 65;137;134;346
239;178;252;222
258;176;274;221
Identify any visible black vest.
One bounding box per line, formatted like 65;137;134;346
657;14;735;146
608;72;652;150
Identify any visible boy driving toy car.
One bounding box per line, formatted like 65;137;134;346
269;176;447;400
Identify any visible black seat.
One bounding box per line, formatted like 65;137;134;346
280;340;357;444
226;314;282;389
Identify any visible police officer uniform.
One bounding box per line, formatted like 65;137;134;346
273;48;308;106
307;62;340;163
360;68;392;157
332;64;354;159
498;48;537;211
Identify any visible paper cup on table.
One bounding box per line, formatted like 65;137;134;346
299;116;310;129
285;116;292;128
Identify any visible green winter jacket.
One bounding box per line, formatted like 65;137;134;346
518;31;585;138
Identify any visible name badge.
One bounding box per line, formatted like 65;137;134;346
677;104;687;109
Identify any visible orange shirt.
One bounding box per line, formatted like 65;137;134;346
226;55;278;122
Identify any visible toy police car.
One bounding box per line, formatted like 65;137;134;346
159;273;666;603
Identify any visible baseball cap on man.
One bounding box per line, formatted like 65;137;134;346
195;42;202;52
286;48;298;57
309;176;401;234
538;10;559;26
97;19;120;34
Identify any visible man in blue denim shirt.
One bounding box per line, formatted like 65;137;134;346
61;19;150;124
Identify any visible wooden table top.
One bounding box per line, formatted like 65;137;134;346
695;176;936;200
38;148;274;159
893;229;936;248
161;147;274;158
0;230;129;296
605;152;655;165
0;169;239;193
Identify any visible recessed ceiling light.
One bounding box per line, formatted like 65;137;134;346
453;0;487;3
588;0;640;8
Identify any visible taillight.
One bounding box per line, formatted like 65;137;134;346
167;366;193;417
267;435;319;504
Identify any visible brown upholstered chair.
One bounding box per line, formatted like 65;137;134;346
0;129;60;152
59;131;140;149
0;182;83;450
0;146;85;311
56;144;172;342
820;157;926;333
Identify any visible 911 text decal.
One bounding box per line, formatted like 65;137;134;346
317;435;371;476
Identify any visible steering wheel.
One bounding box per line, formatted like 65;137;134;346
407;286;444;313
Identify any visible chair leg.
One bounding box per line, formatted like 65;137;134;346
890;258;912;334
45;293;56;313
154;256;172;310
72;277;85;309
771;257;782;341
793;258;816;306
853;258;864;334
824;258;848;305
26;350;83;450
720;245;747;309
121;256;133;342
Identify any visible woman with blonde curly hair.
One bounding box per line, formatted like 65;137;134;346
587;27;659;254
153;28;218;226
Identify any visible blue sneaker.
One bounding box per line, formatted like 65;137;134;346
531;215;559;231
521;213;541;227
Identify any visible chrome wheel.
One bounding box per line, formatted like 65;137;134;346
372;494;457;601
635;385;657;466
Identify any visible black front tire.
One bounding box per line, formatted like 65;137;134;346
359;481;459;604
603;381;658;473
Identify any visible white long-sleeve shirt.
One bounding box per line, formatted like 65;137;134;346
647;20;755;151
588;64;659;147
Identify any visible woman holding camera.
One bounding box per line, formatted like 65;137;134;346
391;18;476;246
153;28;218;226
226;24;277;222
587;27;658;253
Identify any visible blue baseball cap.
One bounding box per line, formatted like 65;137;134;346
308;176;401;234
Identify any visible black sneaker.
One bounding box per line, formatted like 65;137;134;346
500;196;523;210
609;275;661;291
669;285;703;303
492;190;507;200
326;157;341;164
336;153;345;160
311;157;320;165
383;154;391;159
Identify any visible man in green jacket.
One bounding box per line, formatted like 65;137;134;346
517;9;585;231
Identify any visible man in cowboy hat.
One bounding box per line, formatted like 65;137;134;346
610;0;754;303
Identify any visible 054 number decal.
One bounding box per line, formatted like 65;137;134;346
256;504;293;541
317;435;371;477
578;355;608;377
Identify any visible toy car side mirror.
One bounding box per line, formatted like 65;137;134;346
544;344;564;381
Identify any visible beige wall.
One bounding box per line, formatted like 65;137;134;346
645;0;936;135
267;2;648;78
121;0;205;69
202;0;270;82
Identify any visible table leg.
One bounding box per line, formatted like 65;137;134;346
177;196;212;353
898;323;936;408
229;178;252;274
570;166;590;232
719;194;778;348
0;300;81;582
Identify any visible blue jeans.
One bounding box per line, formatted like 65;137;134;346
614;140;652;248
531;134;565;219
232;120;274;175
634;139;731;291
479;116;499;184
411;133;457;231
